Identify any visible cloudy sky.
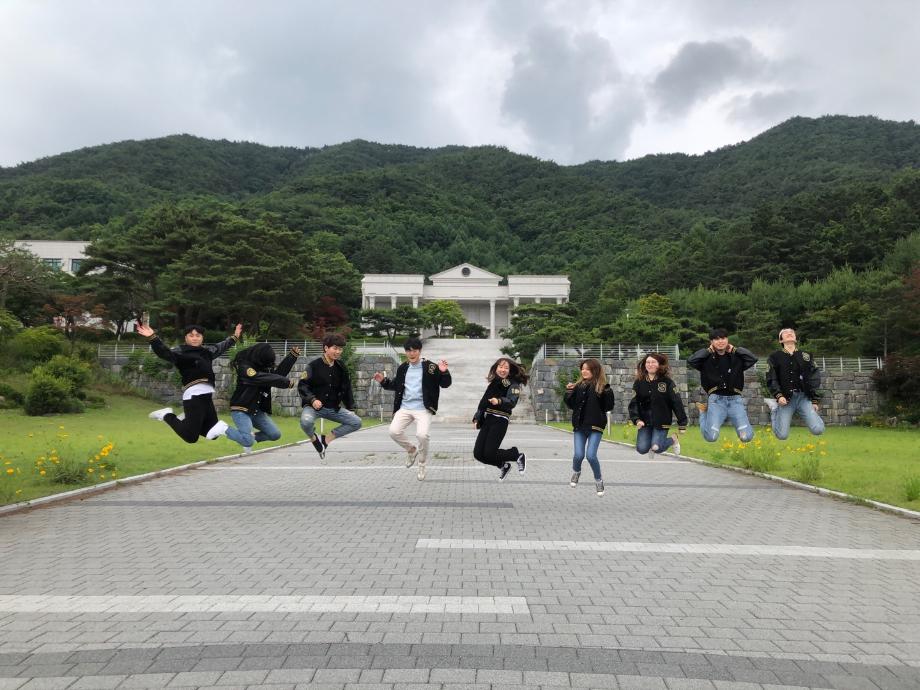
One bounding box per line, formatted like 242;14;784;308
1;0;918;167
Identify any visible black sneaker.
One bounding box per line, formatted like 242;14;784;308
320;434;330;453
311;436;325;459
570;472;580;488
499;462;511;481
516;453;526;474
596;480;605;496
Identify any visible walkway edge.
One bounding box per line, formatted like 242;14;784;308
543;424;920;521
0;423;382;517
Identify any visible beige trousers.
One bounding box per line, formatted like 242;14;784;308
389;408;432;465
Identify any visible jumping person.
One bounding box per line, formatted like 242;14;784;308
225;343;301;452
765;328;825;440
564;358;614;496
628;352;688;458
472;358;528;481
138;321;242;443
373;336;451;481
298;333;362;458
687;328;758;443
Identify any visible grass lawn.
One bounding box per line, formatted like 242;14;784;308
0;392;381;505
548;422;920;511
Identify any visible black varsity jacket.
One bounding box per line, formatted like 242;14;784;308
378;359;452;414
229;350;299;415
564;382;615;432
687;345;758;395
473;376;523;424
766;348;823;403
628;376;688;430
298;357;355;410
147;333;240;391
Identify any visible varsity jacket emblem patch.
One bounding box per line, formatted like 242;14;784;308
502;378;510;387
657;382;667;393
802;352;811;361
428;363;436;374
246;367;257;377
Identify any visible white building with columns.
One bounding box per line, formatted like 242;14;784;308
360;263;570;338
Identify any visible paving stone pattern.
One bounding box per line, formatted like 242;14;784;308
1;424;919;689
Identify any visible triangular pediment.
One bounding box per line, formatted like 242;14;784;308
429;263;503;284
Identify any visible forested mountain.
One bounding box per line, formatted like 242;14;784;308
1;115;918;357
573;115;920;215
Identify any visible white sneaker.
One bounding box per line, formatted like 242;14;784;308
242;446;253;454
148;407;173;421
417;464;426;481
670;435;681;456
649;444;658;459
764;397;779;412
406;447;418;468
206;420;229;440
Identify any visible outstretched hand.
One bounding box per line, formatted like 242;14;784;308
136;323;154;338
233;323;243;338
373;371;385;383
438;359;448;372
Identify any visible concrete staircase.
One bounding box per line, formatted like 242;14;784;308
419;339;536;424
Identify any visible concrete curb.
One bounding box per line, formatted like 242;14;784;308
542;423;920;522
0;422;383;517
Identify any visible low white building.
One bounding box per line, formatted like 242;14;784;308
361;263;570;338
13;240;89;275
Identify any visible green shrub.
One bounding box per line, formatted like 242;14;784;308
23;374;83;416
795;456;822;483
122;350;178;385
873;355;920;424
0;309;23;342
0;382;23;409
904;475;920;502
33;355;92;398
10;326;66;368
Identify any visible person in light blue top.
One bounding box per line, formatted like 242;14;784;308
374;336;451;481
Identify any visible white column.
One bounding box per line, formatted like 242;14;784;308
390;295;397;309
368;296;376;309
513;296;520;307
489;299;496;338
535;297;542;304
412;296;418;308
556;297;563;304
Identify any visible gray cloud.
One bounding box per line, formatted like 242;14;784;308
1;1;919;166
501;26;644;162
651;38;767;116
727;89;813;126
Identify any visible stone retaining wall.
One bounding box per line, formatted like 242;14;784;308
102;353;400;420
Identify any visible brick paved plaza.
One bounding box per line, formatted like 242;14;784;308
1;424;919;689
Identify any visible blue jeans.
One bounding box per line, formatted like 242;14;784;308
299;406;362;439
772;391;826;440
699;394;754;443
572;429;603;480
636;426;672;454
225;410;281;448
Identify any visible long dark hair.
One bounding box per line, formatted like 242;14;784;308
577;358;607;394
231;342;276;371
486;357;529;385
635;352;670;381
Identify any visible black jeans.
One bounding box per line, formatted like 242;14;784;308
164;393;219;444
473;414;519;468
